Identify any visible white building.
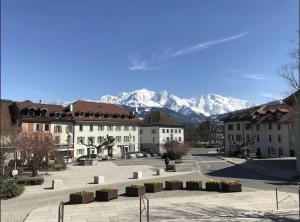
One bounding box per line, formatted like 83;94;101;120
69;101;140;158
140;111;184;153
223;103;295;158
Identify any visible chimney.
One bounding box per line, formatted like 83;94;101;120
70;104;73;112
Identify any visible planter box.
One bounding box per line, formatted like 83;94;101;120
70;192;94;204
186;181;202;190
126;186;145;197
144;183;163;193
165;181;183;190
95;189;118;201
221;183;242;192
205;182;220;191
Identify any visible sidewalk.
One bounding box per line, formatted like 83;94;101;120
217;156;298;180
25;190;299;222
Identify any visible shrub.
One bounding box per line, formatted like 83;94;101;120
164;141;190;160
128;184;144;188
187;180;201;183
97;188;113;192
221;180;240;185
175;159;182;164
167;180;181;184
0;180;24;199
71;191;93;196
206;180;220;185
145;181;161;185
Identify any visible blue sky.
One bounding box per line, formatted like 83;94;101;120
1;0;299;104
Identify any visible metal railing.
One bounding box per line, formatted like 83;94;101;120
58;202;64;222
275;186;298;210
140;195;149;222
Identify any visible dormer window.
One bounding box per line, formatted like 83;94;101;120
75;112;79;117
277;113;282;119
267;114;272;120
85;113;90;117
95;113;100;118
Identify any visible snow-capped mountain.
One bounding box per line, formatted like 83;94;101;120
100;89;254;117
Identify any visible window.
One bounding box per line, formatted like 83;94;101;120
179;129;181;133
246;134;250;142
152;137;155;142
162;129;165;133
79;124;83;132
108;125;113;131
67;135;72;144
54;125;62;133
269;123;272;130
140;129;143;134
132;126;136;131
77;137;84;144
88;137;95;145
175;129;178;133
124;126;129;131
98;125;104;131
278;135;282;143
171;129;174;133
97;136;104;144
228;135;231;142
36;124;42;131
116;136;121;142
123;136;130;142
179;137;182;142
115;126;121;131
66;125;72;133
132;136;135;142
167;129;169;133
279;147;283;156
277;113;282;119
152;129;156;134
228;124;233;131
256;135;260;142
167;137;170;141
44;124;50;131
245;123;251;130
236;124;240;131
256;125;260;131
90;125;93;132
236;135;241;142
55;136;60;144
277;123;281;130
269;135;272;142
77;149;84;155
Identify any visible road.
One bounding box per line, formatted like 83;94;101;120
189;148;299;193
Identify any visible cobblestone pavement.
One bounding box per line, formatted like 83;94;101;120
2;172;200;222
25;190;299;222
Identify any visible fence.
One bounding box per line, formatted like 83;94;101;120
140;195;149;222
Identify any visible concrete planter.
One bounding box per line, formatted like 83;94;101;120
186;181;202;190
205;182;220;191
70;192;94;204
95;189;118;201
165;181;183;190
126;186;145;197
221;183;242;192
144;183;163;193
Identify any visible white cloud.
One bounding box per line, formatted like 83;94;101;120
128;31;249;71
242;73;270;81
172;31;249;57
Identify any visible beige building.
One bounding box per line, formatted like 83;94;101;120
69;100;140;158
223;103;295;158
140;111;184;153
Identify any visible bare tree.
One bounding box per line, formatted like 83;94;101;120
14;132;57;177
164;141;190;160
279;32;299;92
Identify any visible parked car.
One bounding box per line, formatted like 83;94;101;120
64;156;72;164
127;152;137;159
133;152;144;158
147;150;160;157
141;152;151;157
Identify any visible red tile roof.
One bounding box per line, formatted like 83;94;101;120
141;111;183;127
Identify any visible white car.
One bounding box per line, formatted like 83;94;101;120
134;152;144;158
64;156;72;164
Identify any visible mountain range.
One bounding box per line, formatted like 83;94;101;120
100;89;255;123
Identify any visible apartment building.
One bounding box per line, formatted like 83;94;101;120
223;103;295;158
140;111;184;153
69;100;140;158
10;101;74;156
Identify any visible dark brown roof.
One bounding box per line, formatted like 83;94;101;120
16;101;64;114
283;89;300;106
141;111;183;127
70;100;140;124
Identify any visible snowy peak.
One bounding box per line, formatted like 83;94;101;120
100;89;254;116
